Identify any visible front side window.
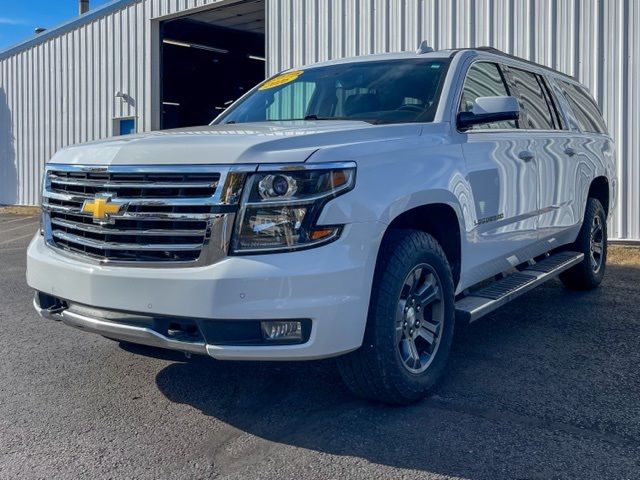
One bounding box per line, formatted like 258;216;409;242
509;68;557;130
459;62;516;130
216;59;450;125
560;81;608;134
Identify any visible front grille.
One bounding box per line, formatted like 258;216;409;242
42;165;245;265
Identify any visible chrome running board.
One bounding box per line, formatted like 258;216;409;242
455;251;584;323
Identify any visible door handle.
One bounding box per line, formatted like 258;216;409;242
564;147;576;157
518;150;535;162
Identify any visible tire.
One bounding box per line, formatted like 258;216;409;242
337;229;455;405
559;197;607;290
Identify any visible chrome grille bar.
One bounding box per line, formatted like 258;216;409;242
50;218;207;237
44;190;222;206
43;203;223;220
52;231;204;251
49;177;218;189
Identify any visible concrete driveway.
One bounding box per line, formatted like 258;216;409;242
1;212;639;479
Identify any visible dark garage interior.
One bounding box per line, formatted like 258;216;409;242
160;0;265;129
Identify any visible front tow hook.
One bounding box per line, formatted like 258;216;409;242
33;292;68;321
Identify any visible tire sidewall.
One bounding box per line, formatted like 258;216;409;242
581;198;607;284
371;231;455;400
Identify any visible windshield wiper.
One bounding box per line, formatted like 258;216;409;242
303;115;329;121
303;115;376;124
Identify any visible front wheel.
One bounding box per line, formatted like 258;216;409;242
337;229;455;405
560;197;607;290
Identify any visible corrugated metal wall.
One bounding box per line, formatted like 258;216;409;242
267;0;640;241
0;0;223;207
0;0;638;240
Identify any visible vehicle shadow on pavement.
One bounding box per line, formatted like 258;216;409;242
152;264;640;479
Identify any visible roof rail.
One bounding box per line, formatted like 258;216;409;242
475;46;503;54
471;46;575;80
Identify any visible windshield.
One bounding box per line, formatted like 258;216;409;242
214;58;450;125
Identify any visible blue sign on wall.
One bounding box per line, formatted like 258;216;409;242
118;118;136;135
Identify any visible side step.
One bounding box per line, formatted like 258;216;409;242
455;251;584;323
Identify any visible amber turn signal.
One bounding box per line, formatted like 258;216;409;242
309;228;337;241
330;170;349;188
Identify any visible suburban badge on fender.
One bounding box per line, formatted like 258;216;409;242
81;194;123;224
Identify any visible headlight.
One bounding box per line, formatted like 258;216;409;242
231;162;356;253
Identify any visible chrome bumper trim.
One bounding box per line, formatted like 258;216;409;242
34;297;207;355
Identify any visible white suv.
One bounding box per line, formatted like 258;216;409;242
27;46;616;404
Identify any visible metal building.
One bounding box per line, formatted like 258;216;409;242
0;0;638;241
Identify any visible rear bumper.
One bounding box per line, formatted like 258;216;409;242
27;221;385;360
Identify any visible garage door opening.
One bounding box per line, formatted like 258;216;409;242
159;0;265;130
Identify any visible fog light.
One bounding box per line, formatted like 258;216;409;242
260;320;302;341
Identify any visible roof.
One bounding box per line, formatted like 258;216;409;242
452;46;577;81
0;0;138;62
296;49;455;70
291;47;575;83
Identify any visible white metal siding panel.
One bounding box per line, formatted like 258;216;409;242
268;0;640;241
0;0;225;206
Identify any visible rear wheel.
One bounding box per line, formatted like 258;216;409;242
337;229;455;405
560;197;607;290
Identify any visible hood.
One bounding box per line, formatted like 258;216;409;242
49;121;423;166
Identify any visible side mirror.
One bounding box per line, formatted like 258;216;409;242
457;96;520;130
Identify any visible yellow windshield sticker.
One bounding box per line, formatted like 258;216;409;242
259;70;304;90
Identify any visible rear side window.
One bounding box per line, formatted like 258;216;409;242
508;68;557;130
560;82;608;134
459;62;516;130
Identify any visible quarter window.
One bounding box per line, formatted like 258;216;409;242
459;62;516;130
560;81;608;134
509;68;557;130
538;76;566;129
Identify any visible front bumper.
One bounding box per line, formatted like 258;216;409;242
27;221;385;360
33;295;209;355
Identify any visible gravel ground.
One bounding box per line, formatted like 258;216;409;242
1;213;639;479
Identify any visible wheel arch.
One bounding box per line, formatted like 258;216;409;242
588;176;610;217
378;202;463;289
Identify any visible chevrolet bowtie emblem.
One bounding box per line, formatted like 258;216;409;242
81;195;122;224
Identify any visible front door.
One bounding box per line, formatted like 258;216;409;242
457;61;538;282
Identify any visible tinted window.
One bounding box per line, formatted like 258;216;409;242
459;62;516;130
560;82;608;134
538;76;566;129
217;59;449;125
509;68;556;130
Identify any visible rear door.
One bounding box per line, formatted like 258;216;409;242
458;61;538;278
505;67;571;242
554;80;613;229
